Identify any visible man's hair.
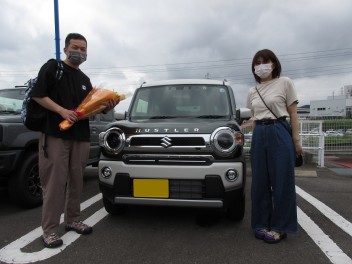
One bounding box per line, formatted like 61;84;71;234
64;33;87;48
251;49;281;83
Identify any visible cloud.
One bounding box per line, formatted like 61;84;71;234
0;0;351;108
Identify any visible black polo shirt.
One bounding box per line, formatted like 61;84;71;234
31;59;93;141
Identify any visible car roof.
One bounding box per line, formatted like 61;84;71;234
0;87;26;91
140;79;228;88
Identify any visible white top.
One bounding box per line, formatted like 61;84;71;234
246;77;298;120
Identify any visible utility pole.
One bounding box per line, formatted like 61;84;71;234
54;0;60;61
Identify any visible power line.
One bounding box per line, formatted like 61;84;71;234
1;48;352;80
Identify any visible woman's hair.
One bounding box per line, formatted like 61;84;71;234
64;33;87;48
251;49;281;83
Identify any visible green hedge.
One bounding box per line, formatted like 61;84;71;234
322;119;352;131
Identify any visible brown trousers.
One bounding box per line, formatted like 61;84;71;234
39;134;90;234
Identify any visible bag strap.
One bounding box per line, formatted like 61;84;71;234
255;86;293;137
42;61;63;159
255;86;279;119
55;61;64;80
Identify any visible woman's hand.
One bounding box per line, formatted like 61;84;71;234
294;140;303;156
288;102;303;156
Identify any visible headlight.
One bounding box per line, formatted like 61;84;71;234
210;127;243;157
99;127;125;155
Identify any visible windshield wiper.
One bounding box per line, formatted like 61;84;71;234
149;115;177;119
0;110;20;114
196;115;228;119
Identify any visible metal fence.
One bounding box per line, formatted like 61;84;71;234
242;119;352;167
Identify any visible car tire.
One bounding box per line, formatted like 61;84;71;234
8;152;43;208
103;196;127;215
226;194;245;221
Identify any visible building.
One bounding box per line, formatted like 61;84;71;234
310;85;352;119
297;105;310;119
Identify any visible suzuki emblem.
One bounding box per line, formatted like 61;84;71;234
161;136;172;148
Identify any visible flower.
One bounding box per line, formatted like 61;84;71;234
59;88;125;131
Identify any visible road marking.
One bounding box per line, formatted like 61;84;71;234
0;194;107;264
296;185;352;237
297;207;352;264
1;188;352;263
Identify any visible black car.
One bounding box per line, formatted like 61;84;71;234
0;87;115;208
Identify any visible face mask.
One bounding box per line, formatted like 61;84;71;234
254;63;273;79
68;51;87;65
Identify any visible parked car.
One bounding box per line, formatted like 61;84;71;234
346;129;352;134
309;128;320;134
98;79;251;221
324;130;344;137
0;87;115;208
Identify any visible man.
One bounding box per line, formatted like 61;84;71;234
32;33;115;248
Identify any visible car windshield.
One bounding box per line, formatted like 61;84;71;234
129;84;232;120
0;88;25;113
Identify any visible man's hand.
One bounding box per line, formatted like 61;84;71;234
59;109;79;123
103;99;117;113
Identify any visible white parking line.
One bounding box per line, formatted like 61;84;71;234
296;186;352;237
1;188;352;264
0;194;107;264
297;207;352;264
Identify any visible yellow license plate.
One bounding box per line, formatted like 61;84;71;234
133;179;169;198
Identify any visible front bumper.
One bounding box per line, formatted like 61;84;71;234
99;160;245;208
0;149;23;177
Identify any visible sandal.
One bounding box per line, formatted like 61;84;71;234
254;229;269;240
264;231;287;244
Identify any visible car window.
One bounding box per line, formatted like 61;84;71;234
130;85;231;119
99;111;114;122
0;89;25;112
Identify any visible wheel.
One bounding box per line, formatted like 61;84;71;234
226;194;245;221
8;152;42;208
103;196;127;215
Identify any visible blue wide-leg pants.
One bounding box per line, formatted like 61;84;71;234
250;122;297;233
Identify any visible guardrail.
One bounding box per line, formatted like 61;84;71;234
242;119;352;168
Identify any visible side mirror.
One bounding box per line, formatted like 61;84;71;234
114;110;127;120
236;108;252;125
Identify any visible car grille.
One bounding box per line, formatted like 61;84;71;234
130;137;205;146
169;179;205;199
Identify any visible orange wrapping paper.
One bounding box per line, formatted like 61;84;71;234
59;88;125;131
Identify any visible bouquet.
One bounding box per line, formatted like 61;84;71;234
59;88;125;131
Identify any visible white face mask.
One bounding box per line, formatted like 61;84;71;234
254;63;273;79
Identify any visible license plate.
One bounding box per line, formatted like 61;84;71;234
133;179;169;198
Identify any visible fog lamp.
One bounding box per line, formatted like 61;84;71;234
101;167;112;178
225;169;238;182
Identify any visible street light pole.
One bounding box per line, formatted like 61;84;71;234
54;0;60;61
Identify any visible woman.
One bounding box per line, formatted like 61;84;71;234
246;49;303;243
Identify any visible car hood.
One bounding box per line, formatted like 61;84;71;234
0;114;22;123
108;118;241;134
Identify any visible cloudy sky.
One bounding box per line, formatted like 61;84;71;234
0;0;351;108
